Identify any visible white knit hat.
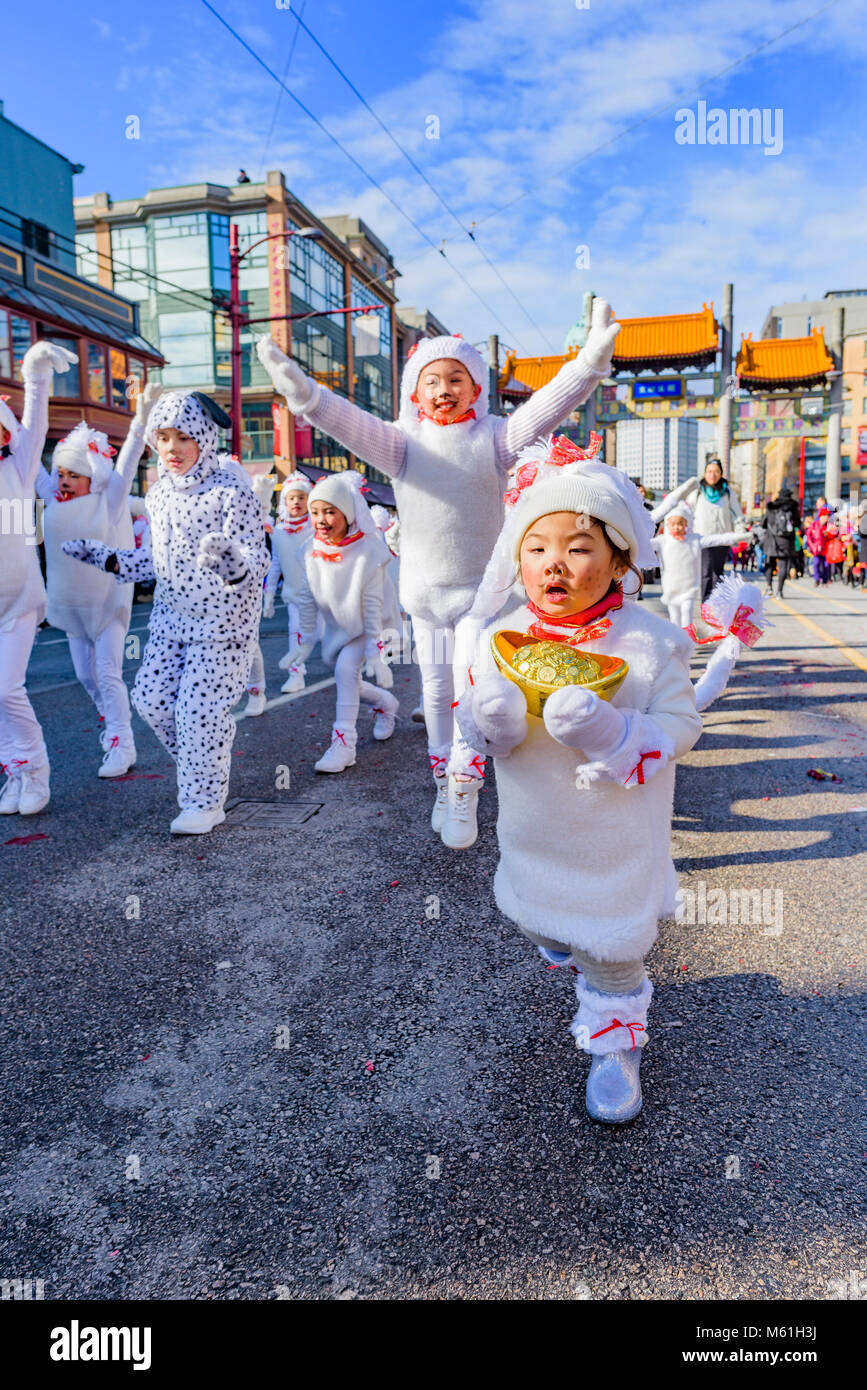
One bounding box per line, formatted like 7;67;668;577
52;422;116;493
0;395;19;450
280;471;313;496
666;500;694;527
399;334;488;427
308;468;376;534
467;434;658;621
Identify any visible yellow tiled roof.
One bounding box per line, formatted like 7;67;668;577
614;303;718;362
736;327;834;383
499;305;720;391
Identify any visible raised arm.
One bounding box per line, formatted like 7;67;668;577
15;342;77;488
106;384;162;519
497;299;621;466
256;336;406;479
650;476;699;525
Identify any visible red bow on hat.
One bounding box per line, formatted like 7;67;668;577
87;440;117;459
504;432;603;507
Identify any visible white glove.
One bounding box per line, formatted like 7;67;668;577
256;336;316;414
262;592;276;619
134;381;163;425
579;298;621;376
543;685;627;759
469;673;528;755
61;537;117;571
279;638;315;670
21;341;78;380
197;532;248;584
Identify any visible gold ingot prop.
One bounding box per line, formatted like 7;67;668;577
491;631;629;717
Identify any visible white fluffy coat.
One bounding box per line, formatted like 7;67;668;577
466;600;702;961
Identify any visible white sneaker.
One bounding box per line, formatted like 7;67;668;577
411;704;425;724
98;738;136;777
0;774;22;814
314;731;357;773
281;669;305;694
18;763;50;816
430;777;449;832
170;806;226;835
244;691;267;716
440;776;481;850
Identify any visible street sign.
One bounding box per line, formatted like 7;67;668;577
633;379;683;399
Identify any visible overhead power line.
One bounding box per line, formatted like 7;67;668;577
289;11;557;352
200;0;529;350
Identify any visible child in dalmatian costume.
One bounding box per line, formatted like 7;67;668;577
35;384;162;777
453;435;703;1123
262;471;316;695
256;297;620;849
652;497;743;630
283;469;398;773
63;391;269;834
0;340;77;817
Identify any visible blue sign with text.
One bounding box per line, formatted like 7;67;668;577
633;379;683;399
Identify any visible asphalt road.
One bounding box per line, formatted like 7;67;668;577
1;575;864;1301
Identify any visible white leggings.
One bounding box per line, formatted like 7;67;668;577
334;635;391;729
0;610;47;770
246;643;265;694
67;617;132;744
664;594;696;629
411;614;484;781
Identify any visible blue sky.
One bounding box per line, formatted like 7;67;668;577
3;0;864;356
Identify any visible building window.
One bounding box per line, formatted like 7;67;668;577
40;332;80;398
127;357;145;404
75;231;99;282
153;213;212;291
843;400;852;416
351;275;392;419
240;403;274;461
0;308;10;378
109;348;127;408
87;342;107;403
22;218;59;262
842;429;851;443
8;314;34;379
157;309;214;387
110;225;150;303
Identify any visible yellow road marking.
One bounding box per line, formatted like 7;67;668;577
770;595;867;674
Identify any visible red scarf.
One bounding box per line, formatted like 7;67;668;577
527;584;623;644
280;515;310;534
417;407;476;426
312;528;365;562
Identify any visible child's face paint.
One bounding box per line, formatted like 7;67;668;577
310;499;348;542
56;467;91;500
667;516;688;539
284;491;308;518
520;510;625;615
156;427;200;475
412;358;480;424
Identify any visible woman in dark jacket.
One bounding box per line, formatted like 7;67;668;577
761;485;801;597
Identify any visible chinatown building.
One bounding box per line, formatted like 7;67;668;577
732;328;835;511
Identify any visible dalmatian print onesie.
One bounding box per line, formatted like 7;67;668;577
65;393;269;813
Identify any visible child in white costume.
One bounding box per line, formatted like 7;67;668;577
37;384;162;776
283;470;398;773
454;435;703;1123
256;297;620;848
653;500;742;630
242;470;280;716
0;340;77;816
263;472;315;695
63;391;269;835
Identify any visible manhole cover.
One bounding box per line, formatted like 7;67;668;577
224;800;323;827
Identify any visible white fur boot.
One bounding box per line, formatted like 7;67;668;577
572;975;653;1124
